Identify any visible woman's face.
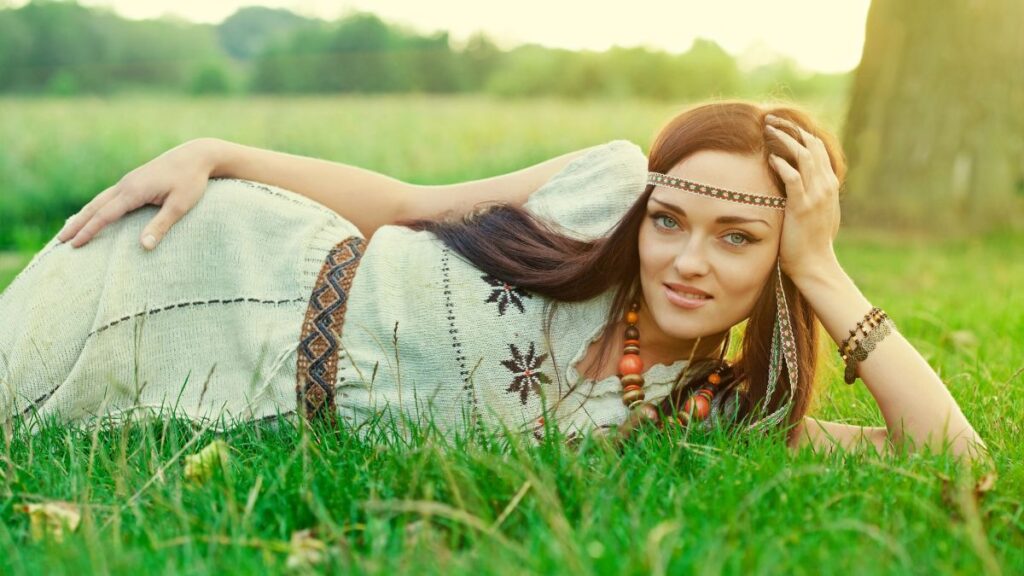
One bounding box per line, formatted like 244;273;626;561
637;150;784;356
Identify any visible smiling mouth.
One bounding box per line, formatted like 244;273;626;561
664;284;713;300
663;284;713;309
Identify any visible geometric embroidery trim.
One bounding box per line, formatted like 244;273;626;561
750;262;799;432
296;235;367;424
648;172;787;210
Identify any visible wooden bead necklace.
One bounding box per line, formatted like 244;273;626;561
618;299;724;426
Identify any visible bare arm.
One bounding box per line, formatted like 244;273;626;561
207;138;413;240
788;416;890;455
399;147;592;222
761;114;987;463
790;259;988;462
59;137;595;251
208;138;591;240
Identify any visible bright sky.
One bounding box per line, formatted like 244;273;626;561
12;0;872;73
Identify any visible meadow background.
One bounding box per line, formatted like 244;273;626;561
1;1;1022;575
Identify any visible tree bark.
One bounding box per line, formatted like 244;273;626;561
843;0;1024;232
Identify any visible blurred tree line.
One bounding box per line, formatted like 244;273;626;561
0;1;849;100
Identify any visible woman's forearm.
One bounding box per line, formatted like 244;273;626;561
199;138;595;236
197;137;413;239
792;257;988;461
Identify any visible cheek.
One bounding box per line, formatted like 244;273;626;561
638;227;675;270
639;249;676;287
721;259;775;309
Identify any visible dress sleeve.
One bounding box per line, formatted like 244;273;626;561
522;139;648;241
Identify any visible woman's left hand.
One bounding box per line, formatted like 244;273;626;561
764;114;842;282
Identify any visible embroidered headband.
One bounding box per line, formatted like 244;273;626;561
647;172;786;210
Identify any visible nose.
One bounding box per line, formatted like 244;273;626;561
673;235;711;277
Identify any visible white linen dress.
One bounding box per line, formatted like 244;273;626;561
1;140;729;442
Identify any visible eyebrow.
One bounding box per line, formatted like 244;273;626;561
649;197;771;227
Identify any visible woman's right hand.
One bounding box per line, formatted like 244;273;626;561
57;137;224;251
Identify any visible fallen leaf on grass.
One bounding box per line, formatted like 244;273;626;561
17;501;81;543
183;439;230;484
973;469;998;498
938;467;1000;519
285;529;328;571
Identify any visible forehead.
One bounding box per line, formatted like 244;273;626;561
650;150;783;224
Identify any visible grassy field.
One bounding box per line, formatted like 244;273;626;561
0;96;1021;575
0;93;848;251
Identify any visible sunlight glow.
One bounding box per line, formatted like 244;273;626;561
11;0;871;73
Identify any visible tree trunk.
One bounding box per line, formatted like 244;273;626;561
843;0;1024;232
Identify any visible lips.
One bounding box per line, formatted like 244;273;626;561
664;283;712;299
663;284;712;310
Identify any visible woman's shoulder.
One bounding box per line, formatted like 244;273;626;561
548;139;646;180
523;139;648;241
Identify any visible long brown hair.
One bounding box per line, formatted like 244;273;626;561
397;99;848;443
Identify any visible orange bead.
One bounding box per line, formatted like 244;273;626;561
682;395;710;420
634;402;660;423
623;339;640;347
708;372;721;385
626;311;639;324
618;354;644;375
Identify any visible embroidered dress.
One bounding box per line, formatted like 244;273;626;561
329;139;690;442
0;177;360;426
0;139;693;440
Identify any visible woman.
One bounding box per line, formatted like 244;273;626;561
0;100;986;461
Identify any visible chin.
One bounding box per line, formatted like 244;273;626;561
648;302;720;340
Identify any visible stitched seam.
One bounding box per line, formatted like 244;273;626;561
441;248;483;435
87;296;307;339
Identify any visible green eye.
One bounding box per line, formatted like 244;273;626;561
725;232;751;246
649;213;756;247
651;213;678;229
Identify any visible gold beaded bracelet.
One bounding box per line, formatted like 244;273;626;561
839;307;883;358
839;307;895;384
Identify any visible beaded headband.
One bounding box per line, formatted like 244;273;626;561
648;172;786;210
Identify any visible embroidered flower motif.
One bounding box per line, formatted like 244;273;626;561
501;342;551;405
482;274;532;315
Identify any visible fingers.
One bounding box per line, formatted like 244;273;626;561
67;192;138;248
796;129;837;192
805;132;833;176
765;115;837;183
768;153;804;199
765;117;815;173
57;184;117;244
140;200;187;251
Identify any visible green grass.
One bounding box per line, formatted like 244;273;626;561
0;95;1021;574
2;230;1020;575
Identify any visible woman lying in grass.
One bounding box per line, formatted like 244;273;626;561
2;100;986;461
